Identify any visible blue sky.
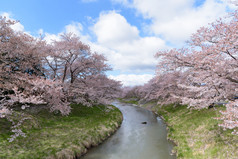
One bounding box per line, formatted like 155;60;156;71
1;0;235;86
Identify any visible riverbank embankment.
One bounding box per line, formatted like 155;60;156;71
0;104;123;159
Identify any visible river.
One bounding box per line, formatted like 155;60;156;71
81;101;175;159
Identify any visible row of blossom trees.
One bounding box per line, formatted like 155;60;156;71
0;17;122;140
122;10;238;134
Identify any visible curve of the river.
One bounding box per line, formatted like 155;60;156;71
81;101;176;159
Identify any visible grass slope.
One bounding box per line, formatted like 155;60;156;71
118;98;139;105
0;104;123;159
152;104;238;159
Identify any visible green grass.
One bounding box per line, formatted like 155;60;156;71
151;104;238;159
118;98;139;105
0;104;123;159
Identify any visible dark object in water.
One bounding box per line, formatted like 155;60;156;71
141;122;147;124
208;103;214;109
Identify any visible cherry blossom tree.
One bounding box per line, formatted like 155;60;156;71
0;16;72;141
121;72;188;105
0;16;70;113
219;101;238;135
43;33;120;106
80;74;122;105
1;16;121;112
155;10;238;134
0;16;122;141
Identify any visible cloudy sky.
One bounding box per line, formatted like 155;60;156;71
1;0;236;86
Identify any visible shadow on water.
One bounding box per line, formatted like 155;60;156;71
81;101;176;159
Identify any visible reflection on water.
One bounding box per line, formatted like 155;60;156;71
81;101;175;159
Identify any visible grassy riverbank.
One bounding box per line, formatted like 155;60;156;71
118;98;139;105
152;104;238;159
0;104;123;159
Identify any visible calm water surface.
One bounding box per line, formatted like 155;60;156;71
81;101;175;159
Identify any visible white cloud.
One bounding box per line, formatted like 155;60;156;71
109;74;154;86
113;0;234;46
91;11;167;72
93;11;139;48
43;21;90;44
65;22;83;36
1;12;24;32
44;33;61;44
150;0;229;45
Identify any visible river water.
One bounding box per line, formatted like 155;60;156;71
81;101;175;159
